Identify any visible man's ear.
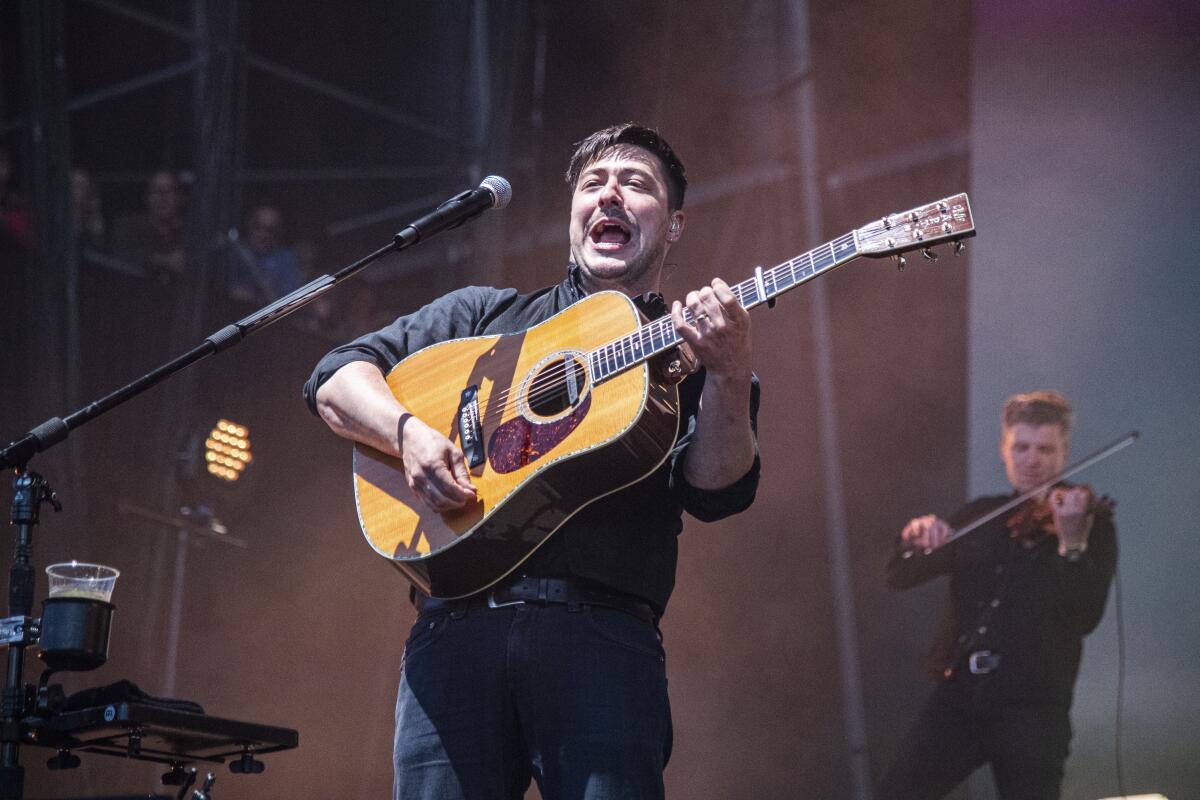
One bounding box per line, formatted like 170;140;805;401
667;211;684;242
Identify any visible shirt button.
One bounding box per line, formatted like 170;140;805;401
957;634;968;644
990;599;1001;608
994;565;1004;574
978;626;988;635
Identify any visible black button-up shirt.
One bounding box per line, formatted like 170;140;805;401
304;265;761;614
887;492;1117;704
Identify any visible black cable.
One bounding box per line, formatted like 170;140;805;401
1113;561;1127;798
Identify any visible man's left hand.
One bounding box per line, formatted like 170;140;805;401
1049;486;1094;555
671;278;751;378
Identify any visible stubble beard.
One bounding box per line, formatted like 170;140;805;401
573;222;670;295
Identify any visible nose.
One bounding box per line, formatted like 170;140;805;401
598;177;623;209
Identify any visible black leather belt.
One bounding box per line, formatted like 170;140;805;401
415;576;659;624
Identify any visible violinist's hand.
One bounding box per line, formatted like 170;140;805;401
400;415;477;513
901;514;952;553
1049;486;1094;555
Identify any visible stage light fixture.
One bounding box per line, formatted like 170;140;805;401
203;419;253;482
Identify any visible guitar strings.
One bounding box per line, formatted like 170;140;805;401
474;273;774;419
464;214;962;432
476;232;865;417
476;225;942;419
482;292;746;414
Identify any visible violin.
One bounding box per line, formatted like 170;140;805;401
934;432;1135;550
1005;485;1116;542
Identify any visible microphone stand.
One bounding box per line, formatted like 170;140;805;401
0;181;505;799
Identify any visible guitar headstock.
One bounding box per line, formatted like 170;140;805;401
855;193;975;262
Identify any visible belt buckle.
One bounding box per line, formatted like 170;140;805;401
486;589;525;609
968;650;996;675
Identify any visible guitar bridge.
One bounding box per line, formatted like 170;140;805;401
457;385;485;468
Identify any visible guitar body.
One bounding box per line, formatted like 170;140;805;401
353;291;681;598
345;192;976;599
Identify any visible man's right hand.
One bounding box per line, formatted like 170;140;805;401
900;514;952;553
399;415;477;513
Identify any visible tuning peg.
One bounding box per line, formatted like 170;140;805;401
892;254;906;272
922;248;938;261
954;240;966;256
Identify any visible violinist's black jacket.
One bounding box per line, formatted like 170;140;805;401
887;492;1117;704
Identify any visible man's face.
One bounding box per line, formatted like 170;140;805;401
1000;422;1068;493
146;172;182;222
568;145;682;295
248;207;282;254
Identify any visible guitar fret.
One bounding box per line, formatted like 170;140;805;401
741;281;757;307
772;264;793;292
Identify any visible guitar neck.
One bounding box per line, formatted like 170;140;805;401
589;232;860;383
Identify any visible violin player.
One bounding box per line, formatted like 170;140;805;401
877;390;1117;800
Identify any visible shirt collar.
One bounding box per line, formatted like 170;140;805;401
564;261;667;318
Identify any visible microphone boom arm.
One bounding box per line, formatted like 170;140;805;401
0;176;512;470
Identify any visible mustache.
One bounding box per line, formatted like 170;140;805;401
596;207;632;226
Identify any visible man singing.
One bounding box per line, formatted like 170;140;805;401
304;123;761;799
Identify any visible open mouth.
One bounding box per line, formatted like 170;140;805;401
589;218;632;250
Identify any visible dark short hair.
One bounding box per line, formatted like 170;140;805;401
565;123;688;210
1002;390;1074;438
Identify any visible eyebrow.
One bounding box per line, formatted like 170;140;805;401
581;163;656;180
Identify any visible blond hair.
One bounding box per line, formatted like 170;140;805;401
1002;390;1073;439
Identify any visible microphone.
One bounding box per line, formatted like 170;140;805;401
394;175;512;248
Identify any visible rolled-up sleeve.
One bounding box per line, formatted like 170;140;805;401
668;373;761;522
302;286;503;414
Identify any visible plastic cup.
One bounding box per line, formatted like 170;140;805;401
45;561;120;603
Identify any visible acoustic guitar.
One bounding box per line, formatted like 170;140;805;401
353;194;976;597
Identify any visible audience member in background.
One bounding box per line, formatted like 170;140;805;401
0;146;32;257
111;169;187;283
0;146;30;422
228;204;302;304
70;168;108;255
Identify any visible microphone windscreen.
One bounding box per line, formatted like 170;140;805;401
480;175;513;209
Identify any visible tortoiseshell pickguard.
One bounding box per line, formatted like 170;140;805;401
487;394;592;474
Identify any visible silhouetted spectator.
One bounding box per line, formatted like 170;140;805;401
0;147;32;257
111;169;186;283
70;168;107;254
228;204;302;304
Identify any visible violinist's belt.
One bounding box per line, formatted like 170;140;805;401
968;650;1002;675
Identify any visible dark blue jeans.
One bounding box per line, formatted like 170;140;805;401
393;601;672;800
877;679;1073;800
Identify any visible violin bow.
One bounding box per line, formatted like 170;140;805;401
937;430;1140;549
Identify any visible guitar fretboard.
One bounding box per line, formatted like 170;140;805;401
589;232;859;383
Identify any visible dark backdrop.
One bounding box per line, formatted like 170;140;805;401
19;1;1192;799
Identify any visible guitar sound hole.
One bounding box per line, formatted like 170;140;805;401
527;355;588;418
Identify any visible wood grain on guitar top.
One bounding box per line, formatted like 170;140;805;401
353;291;680;598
